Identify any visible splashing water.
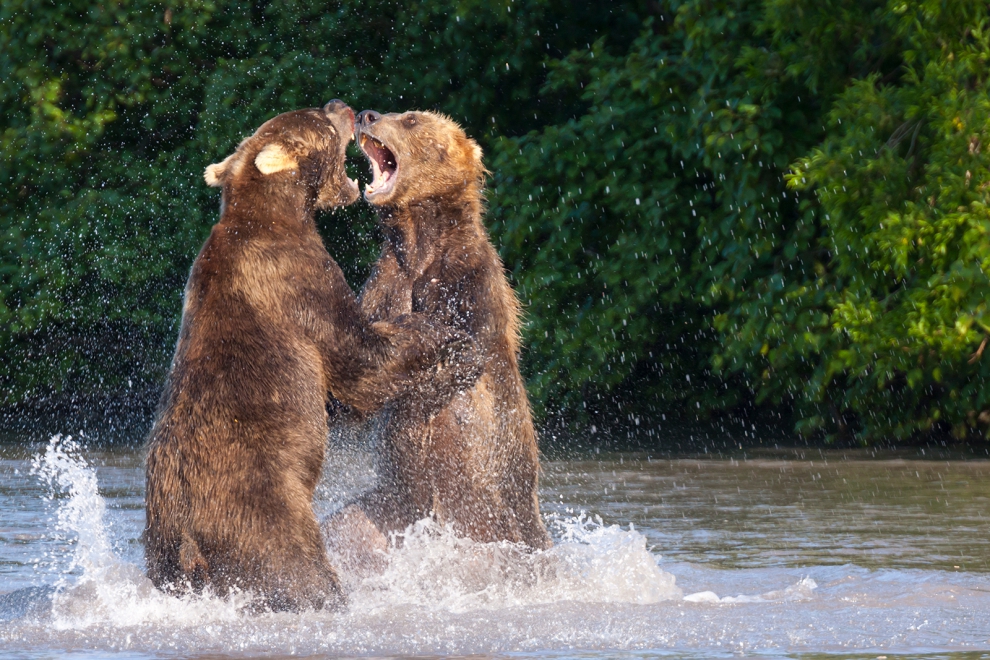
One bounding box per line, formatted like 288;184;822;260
29;436;251;630
7;437;683;654
4;438;990;657
31;434;111;586
351;514;681;614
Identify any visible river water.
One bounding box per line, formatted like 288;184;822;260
2;434;990;659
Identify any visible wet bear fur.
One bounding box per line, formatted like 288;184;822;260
144;103;477;611
324;109;551;562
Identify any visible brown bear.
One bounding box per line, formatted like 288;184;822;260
144;101;479;612
323;109;551;563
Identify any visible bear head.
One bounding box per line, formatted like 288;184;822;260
204;100;360;210
354;109;485;208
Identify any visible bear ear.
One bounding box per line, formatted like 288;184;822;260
204;153;235;187
470;140;483;165
458;136;483;169
254;143;298;175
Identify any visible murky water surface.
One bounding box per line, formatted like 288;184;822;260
2;436;990;659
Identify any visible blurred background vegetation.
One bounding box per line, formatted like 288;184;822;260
1;0;988;445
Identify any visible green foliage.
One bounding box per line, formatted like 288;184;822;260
787;1;990;440
0;0;216;400
492;0;845;419
2;0;988;443
492;0;990;441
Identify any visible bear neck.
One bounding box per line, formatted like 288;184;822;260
220;181;315;231
378;192;480;272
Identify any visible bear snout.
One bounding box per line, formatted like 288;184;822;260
356;109;381;126
323;100;355;139
324;99;354;125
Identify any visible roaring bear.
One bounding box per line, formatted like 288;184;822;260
324;109;551;562
144;101;479;611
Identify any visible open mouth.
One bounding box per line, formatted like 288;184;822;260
360;133;397;197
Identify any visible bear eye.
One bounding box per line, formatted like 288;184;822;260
404;114;417;127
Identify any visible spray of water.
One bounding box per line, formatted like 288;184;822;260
9;436;986;657
31;435;112;586
30;435;250;630
350;513;682;614
26;436;683;632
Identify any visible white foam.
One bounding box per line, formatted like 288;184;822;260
349;514;682;614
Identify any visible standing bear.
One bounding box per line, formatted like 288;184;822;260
144;102;478;612
324;109;551;560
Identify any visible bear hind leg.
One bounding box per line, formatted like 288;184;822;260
178;530;209;591
322;504;390;580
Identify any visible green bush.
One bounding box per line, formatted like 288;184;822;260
787;1;990;440
491;0;990;442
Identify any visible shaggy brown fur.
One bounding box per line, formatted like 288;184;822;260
144;103;478;611
324;109;551;561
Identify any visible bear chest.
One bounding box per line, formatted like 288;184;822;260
411;274;462;320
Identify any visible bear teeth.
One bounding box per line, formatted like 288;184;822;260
360;133;397;196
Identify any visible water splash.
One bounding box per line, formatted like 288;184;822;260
350;513;682;614
31;434;111;586
25;436;680;631
30;435;250;630
4;440;990;656
549;514;681;604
